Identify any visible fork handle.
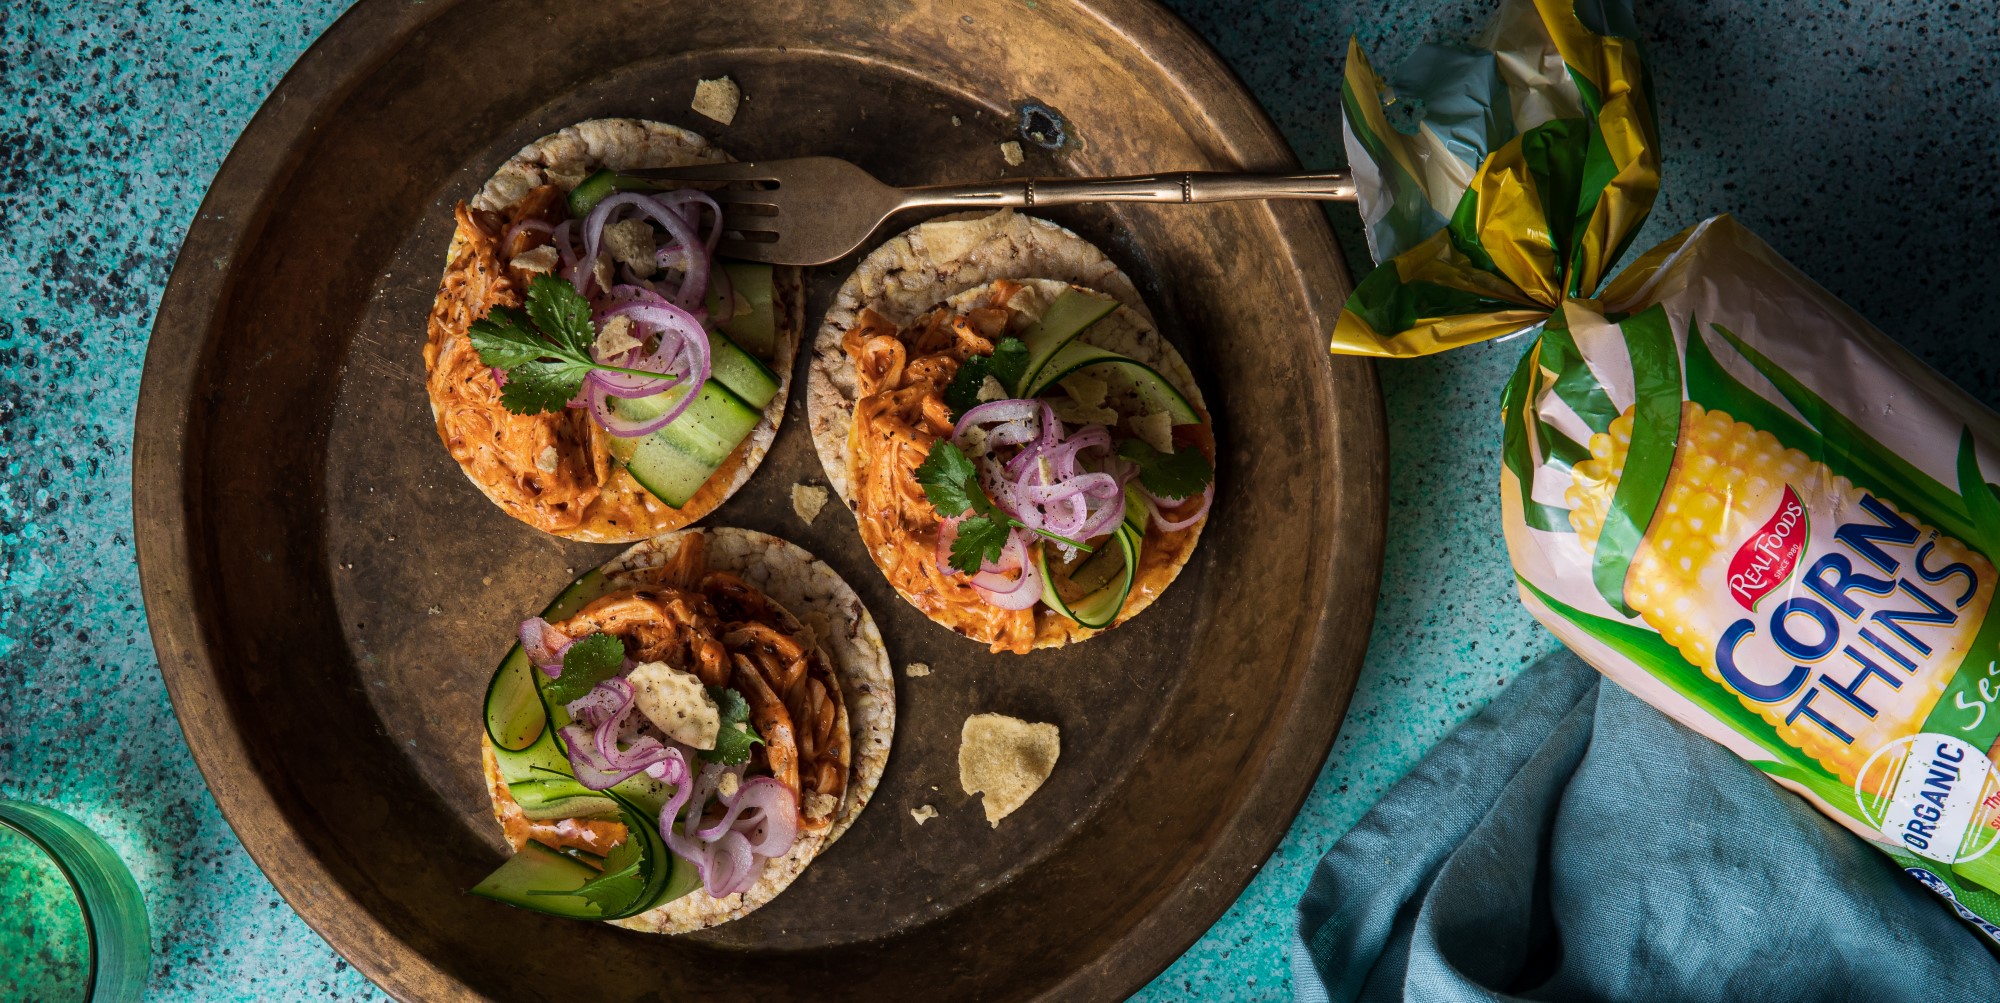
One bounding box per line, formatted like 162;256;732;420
898;170;1356;209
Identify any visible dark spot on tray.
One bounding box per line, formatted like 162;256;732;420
1015;101;1070;150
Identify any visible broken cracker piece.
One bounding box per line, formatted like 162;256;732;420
958;713;1059;827
1130;410;1176;455
976;375;1009;403
999;140;1024;167
905;662;931;678
791;483;829;524
590;251;615;295
692;76;742;125
1050;397;1119;428
911;804;939;825
601;218;658;279
1062;372;1108;408
804;791;838;821
509;245;559;274
596;315;642;358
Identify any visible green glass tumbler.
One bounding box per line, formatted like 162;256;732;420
0;802;149;1002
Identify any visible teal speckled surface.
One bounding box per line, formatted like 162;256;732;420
4;1;1997;999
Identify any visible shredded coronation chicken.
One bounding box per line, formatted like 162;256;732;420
843;282;1210;654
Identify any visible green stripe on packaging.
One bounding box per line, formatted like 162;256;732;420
1445;185;1501;275
1501;339;1579;533
1517;118;1590;292
1589;304;1682;615
1538;317;1617;436
1957;427;2000;558
1567;126;1622;294
1567;66;1605;117
1537;420;1589;471
1344;258;1527;340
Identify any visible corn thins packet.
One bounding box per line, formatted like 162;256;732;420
1338;0;2000;936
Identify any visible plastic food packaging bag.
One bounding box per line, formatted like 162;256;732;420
1336;0;2000;938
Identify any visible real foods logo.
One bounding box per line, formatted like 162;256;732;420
1729;485;1808;611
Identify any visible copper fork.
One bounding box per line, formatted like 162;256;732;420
621;156;1357;265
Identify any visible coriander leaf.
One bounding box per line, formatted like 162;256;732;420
942;337;1033;417
544;632;626;706
987;337;1033;395
526;274;599;357
942;354;995;417
701;685;765;765
498;360;589;416
947;515;1011;574
469;306;547;370
914;440;983;518
706;723;763;765
919;440;1091;564
546;835;643;914
710;685;751;725
1118;439;1214;500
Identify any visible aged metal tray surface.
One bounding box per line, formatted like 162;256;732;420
133;0;1386;998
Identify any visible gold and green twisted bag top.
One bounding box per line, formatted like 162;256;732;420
1339;0;2000;937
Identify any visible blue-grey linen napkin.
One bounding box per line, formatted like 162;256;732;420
1292;651;2000;1002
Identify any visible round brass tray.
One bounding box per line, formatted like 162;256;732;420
134;0;1385;998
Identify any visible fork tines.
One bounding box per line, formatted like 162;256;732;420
618;162;788;261
618;161;783;183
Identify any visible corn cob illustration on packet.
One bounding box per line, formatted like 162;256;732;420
1338;0;2000;935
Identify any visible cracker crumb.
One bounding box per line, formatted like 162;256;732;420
911;804;939;825
1051;397;1119;428
1052;372;1118;424
1000;140;1024;167
804;791;838;820
959;713;1060;827
1062;373;1107;408
717;771;741;799
692;76;742;125
951;115;962;127
976;375;1008;403
791;483;830;524
1004;279;1056;316
535;446;560;473
591;251;614;294
1130;410;1176;454
509;245;559;274
596;315;642;358
906;662;931;678
601;219;657;279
